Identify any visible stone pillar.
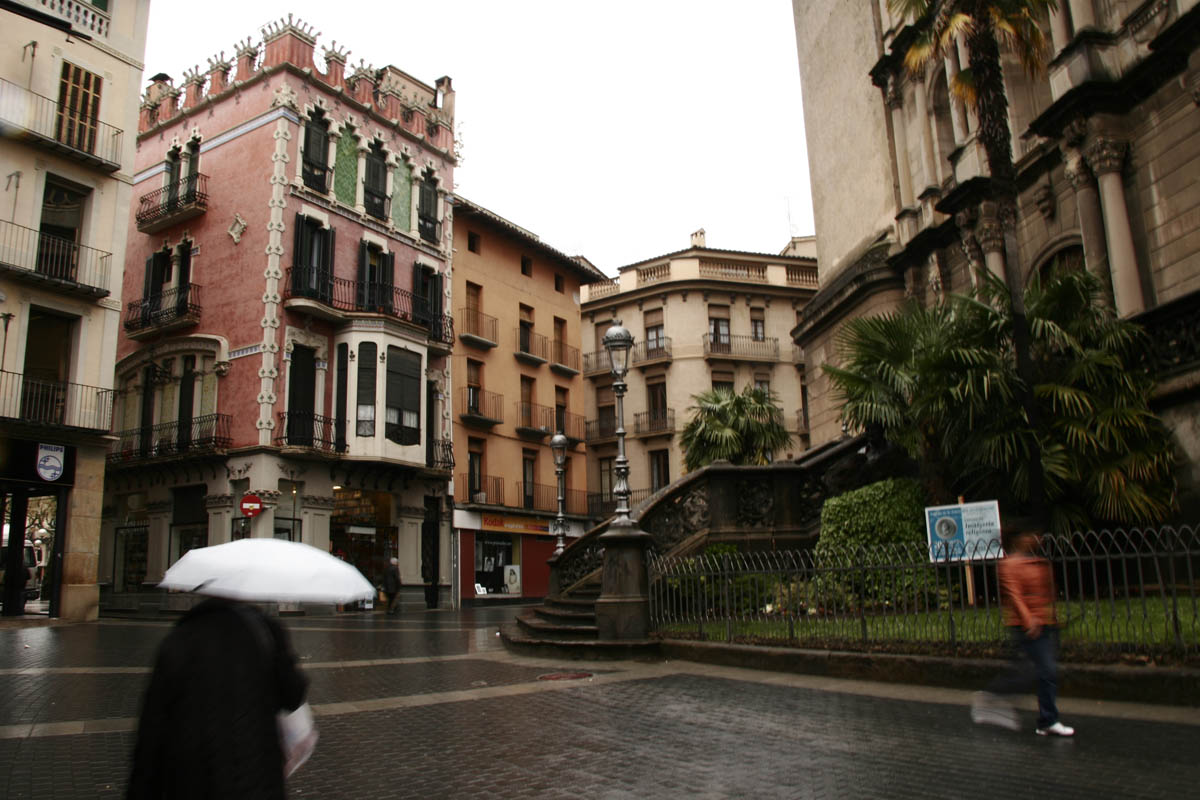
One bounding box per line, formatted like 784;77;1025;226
1049;5;1073;54
955;209;986;290
1085;137;1145;316
59;444;106;621
976;206;1007;283
944;50;968;144
594;517;653;640
145;499;172;585
1067;0;1096;32
888;78;915;207
913;78;938;193
1063;148;1113;303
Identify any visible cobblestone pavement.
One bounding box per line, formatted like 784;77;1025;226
1;605;1197;799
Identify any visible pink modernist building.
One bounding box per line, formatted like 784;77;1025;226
100;17;457;609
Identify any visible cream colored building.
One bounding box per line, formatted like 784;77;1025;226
0;1;149;620
580;231;818;515
791;1;1200;517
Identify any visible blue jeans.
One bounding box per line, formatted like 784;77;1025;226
987;626;1060;728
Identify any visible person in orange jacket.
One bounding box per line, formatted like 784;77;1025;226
971;523;1075;737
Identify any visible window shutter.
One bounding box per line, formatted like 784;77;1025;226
305;120;327;167
142;256;154;300
323;226;335;271
382;251;395;314
293;213;308;268
644;308;663;327
356;240;368;308
428;272;443;316
419;180;436;217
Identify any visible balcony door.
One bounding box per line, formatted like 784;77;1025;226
37;178;88;282
176;356;195;453
20;309;74;425
288;345;316;446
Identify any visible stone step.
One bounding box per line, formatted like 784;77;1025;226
499;622;660;660
516;610;598;640
534;604;595;625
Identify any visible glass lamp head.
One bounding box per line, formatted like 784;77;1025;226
602;322;634;378
550;432;569;465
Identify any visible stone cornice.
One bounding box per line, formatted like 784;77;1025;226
791;241;901;347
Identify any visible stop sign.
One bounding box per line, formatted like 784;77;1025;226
240;493;264;518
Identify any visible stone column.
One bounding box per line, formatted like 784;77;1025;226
1067;0;1096;32
1049;5;1073;54
955;209;986;290
976;205;1007;283
1063;148;1113;304
913;78;938;193
944;50;968;144
887;78;915;207
1085;137;1145;316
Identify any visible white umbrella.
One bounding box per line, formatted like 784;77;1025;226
159;538;375;604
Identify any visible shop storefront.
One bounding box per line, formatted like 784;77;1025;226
454;510;585;604
330;489;398;590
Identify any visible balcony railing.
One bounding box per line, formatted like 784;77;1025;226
634;409;675;436
515;327;549;363
588;279;620;299
274;412;346;453
637;263;670;286
699;260;767;282
135;174;209;233
459;387;503;425
585;416;618;442
1136;289;1200;381
426;437;454;471
0;219;111;297
458;474;504;505
516;481;558;512
283;267;449;339
29;0;110;37
558;409;585;443
108;413;232;464
458;307;498;347
0;369;113;431
787;264;819;288
0;77;122;170
587;488;652;518
550;340;580;373
702;333;780;361
633;338;672;366
123;283;202;334
515;402;554;436
583;350;610;376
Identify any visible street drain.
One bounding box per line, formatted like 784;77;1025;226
537;672;593;681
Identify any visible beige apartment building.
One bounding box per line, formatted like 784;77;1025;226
449;197;606;603
0;0;149;619
791;1;1200;517
579;231;818;515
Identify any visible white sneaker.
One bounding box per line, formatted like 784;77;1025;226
970;692;1019;731
1036;721;1075;737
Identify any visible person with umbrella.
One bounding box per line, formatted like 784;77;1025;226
127;539;375;798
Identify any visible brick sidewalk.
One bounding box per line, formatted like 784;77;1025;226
1;608;1197;799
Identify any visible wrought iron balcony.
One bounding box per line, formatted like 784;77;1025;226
283;267;449;341
0;219;111;298
634;409;675;436
135;174;209;233
515;402;554;438
633;338;672;367
702;333;779;361
587;488;652;518
458;307;498;348
426;438;454;471
459;386;503;427
583;350;610;377
274;412;346;453
0;369;113;432
0;77;122;170
123;283;202;336
550;340;580;375
108;413;232;464
516;481;558;512
458;474;504;505
515;327;548;365
585;416;618;443
558;409;585;444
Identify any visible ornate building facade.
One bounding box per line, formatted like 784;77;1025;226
580;231;818;515
0;0;149;620
100;17;457;609
791;1;1200;518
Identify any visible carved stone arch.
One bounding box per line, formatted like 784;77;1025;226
1028;235;1085;285
284;325;329;362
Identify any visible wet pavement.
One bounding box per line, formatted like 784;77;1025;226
1;605;1197;799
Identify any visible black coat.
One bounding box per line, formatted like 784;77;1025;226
126;598;308;800
383;564;401;593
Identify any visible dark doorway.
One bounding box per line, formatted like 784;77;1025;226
287;345;316;445
421;496;440;608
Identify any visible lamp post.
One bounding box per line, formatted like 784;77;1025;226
594;321;652;640
550;432;569;556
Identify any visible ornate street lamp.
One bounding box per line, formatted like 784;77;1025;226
550;432;569;556
594;321;652;641
602;321;634;521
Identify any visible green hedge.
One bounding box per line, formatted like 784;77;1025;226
816;477;927;556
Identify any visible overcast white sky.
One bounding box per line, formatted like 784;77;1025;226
144;0;813;274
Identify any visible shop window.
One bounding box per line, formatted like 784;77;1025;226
357;341;377;436
475;533;514;594
113;525;148;593
385;347;422;445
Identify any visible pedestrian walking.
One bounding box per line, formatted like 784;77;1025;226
384;556;402;614
971;522;1074;737
126;596;311;799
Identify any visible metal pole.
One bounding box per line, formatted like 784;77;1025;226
553;453;566;556
612;375;630;521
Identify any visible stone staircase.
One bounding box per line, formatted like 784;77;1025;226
499;579;660;659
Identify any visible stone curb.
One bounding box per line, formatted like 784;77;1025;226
660;640;1200;707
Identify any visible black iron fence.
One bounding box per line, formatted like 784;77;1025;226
284;267;452;341
0;369;113;431
650;526;1200;659
135;173;209;228
427;438;454;471
0;219;111;294
702;333;779;360
123;283;202;332
108;413;232;463
274;412;345;452
459;307;498;343
0;76;123;169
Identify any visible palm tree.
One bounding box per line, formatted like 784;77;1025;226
825;268;1177;532
680;386;792;473
887;0;1059;517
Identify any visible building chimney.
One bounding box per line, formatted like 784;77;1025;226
234;38;259;81
261;14;318;71
206;52;232;96
322;42;349;88
691;228;706;248
435;76;455;120
181;67;205;110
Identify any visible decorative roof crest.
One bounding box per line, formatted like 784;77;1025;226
322;41;350;64
262;14;319;44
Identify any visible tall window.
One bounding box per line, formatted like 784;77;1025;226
708;306;730;353
750;308;765;341
650;450;670;492
466;359;482;413
648;381;667;423
38;177;89;282
754;377;771;394
385;347;421;445
520;376;535;428
357;341;377;436
292;213;334;301
364;141;387;220
335;343;348;450
598;457;615;499
712;371;734;393
644;308;665;357
417;172;438;243
302;111;330;192
468;439;485;498
597;385;615;437
522;450;537;509
555;386;568;433
56;62;102;154
184;139;201;198
519;304;534;354
165;147;181;208
357;242;394;313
